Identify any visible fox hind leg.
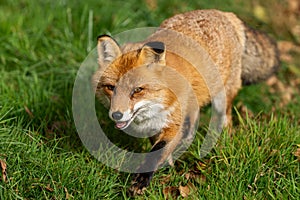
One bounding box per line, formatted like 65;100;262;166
211;91;227;132
212;83;241;132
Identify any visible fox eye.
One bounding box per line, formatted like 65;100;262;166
133;87;143;94
103;85;115;91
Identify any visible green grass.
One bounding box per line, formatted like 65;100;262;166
1;0;299;199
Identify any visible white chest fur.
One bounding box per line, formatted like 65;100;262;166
125;101;173;138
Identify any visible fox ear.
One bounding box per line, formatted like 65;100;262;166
139;41;166;65
97;35;121;66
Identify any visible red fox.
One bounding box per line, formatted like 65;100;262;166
92;9;279;195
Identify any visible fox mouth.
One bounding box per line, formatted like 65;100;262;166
115;120;131;130
115;116;136;130
114;105;148;130
114;111;137;130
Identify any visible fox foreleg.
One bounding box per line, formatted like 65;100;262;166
129;140;167;195
128;125;181;196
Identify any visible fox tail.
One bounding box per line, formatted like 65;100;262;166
241;24;280;85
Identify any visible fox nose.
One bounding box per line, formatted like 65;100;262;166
111;111;123;120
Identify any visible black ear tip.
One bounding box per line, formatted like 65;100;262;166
97;34;112;41
97;35;120;47
144;41;165;54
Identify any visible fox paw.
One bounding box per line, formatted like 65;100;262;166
128;172;153;196
128;184;147;196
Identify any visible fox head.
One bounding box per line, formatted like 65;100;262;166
94;35;180;132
